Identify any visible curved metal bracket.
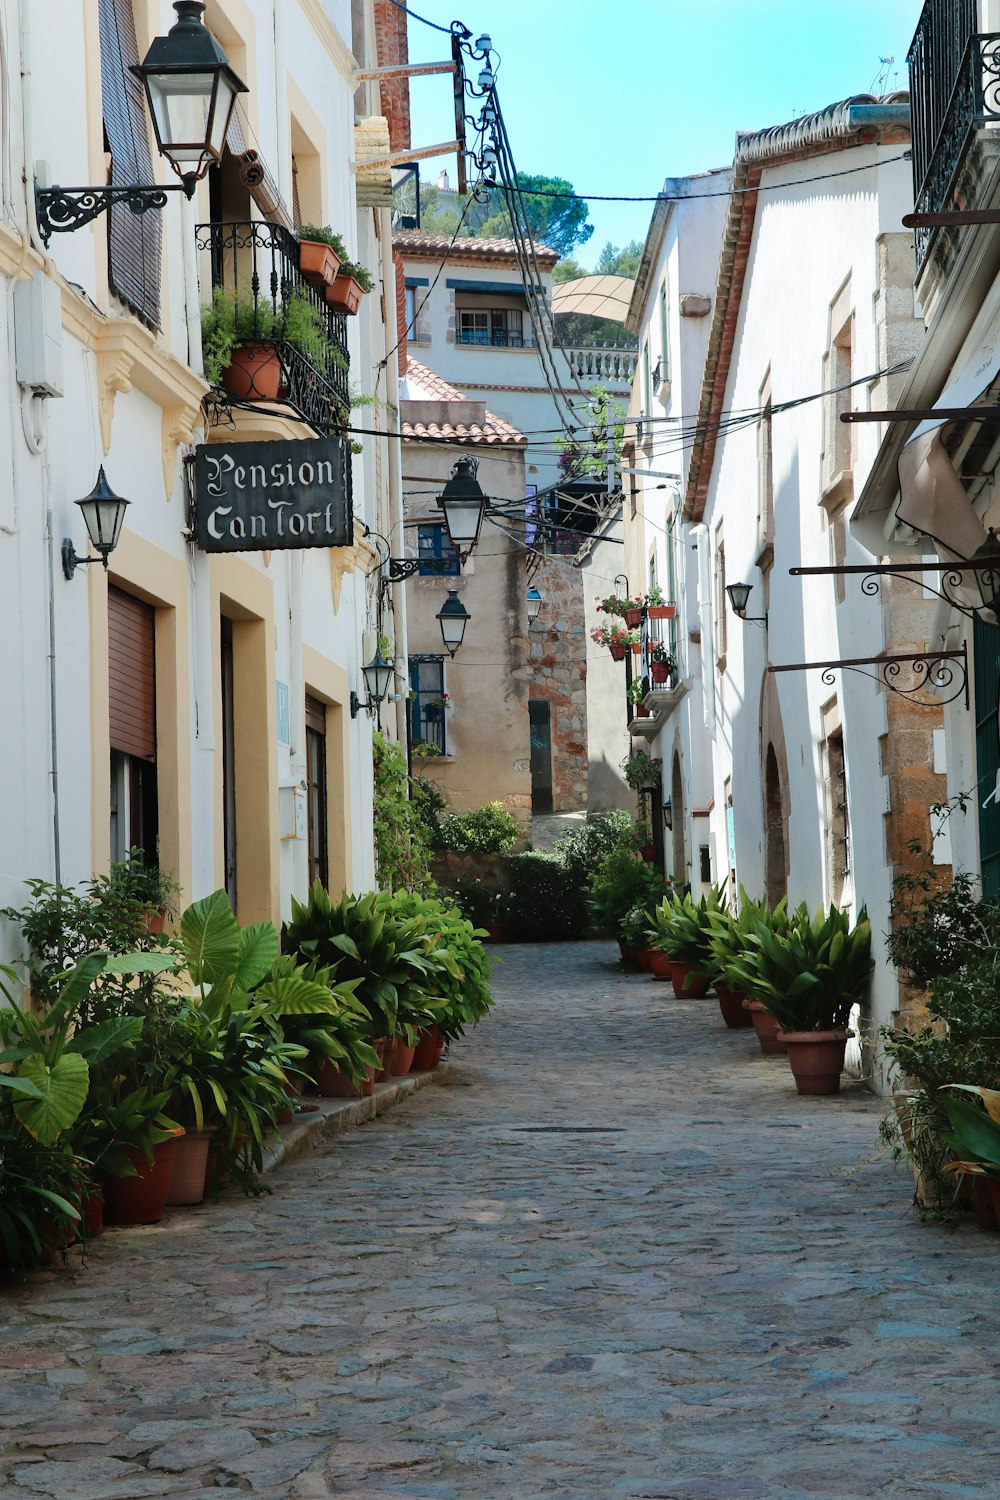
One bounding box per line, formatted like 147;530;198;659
386;556;423;582
790;561;1000;624
36;182;190;244
769;645;969;709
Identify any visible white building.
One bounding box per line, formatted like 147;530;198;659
0;0;408;945
631;95;927;1058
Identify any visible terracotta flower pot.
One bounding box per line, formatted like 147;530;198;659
166;1128;215;1207
82;1189;104;1239
670;960;711;998
619;942;642;968
647;605;674;620
648;949;673;980
373;1037;393;1083
633;704;650;718
622;607;643;628
638;948;656;972
715;982;754;1028
413;1025;445;1072
315;1057;365;1099
650;661;671;684
631;642;642;655
609;642;626;661
392;1037;417;1076
782;1030;848;1095
102;1130;184;1226
326;273;364;315
222;342;283;401
485;923;503;942
298;238;341;285
746;999;787;1053
979;1178;1000;1230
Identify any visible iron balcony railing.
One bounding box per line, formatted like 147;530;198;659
908;0;1000;272
456;328;533;348
195;219;351;434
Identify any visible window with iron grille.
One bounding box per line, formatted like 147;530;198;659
458;308;525;347
410;656;448;754
417;523;460;576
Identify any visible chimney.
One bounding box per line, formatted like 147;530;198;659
437;168;450;191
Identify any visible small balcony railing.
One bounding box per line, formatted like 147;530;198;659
564;345;638;385
908;0;1000;272
195;219;350;434
456;328;533;348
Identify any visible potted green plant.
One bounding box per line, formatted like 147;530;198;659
296;223;347;285
940;1085;1000;1222
733;904;873;1093
649;643;676;685
0;1125;84;1270
621;748;662;793
200;288;339;401
591;622;639;660
644;585;673;621
704;892;765;1028
327;260;375;315
648;890;726;996
627;678;649;718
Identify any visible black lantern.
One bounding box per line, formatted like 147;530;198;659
437;586;470;656
133;2;247;193
350;646;395;718
526;585;542;624
971;527;1000;617
726;580;767;627
62;468;130;579
662;797;673;831
438;456;487;553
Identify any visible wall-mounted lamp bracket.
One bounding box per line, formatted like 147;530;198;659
36;182;191;245
61;540;105;580
769;645;968;709
790;559;1000;624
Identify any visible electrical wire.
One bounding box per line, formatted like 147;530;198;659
383;0;457;36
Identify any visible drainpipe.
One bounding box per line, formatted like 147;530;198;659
272;0;292;207
693;523;716;736
378;205;408;746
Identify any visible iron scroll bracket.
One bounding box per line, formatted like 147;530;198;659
35;182;191;244
788;560;1000;623
768;644;969;710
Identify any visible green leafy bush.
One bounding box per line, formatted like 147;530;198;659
435;802;520;855
502;852;584;941
380;890;493;1039
587;846;670;934
726;903;873;1033
372;731;435;892
649;888;728;972
887;855;1000;984
553;811;635;891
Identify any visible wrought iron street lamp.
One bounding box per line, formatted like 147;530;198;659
971;527;1000;617
350;645;395;719
662;797;673;831
437;456;487;555
62;468;130;579
437;586;470;656
526;585;542;624
37;2;247;241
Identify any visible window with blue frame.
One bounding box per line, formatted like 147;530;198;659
410;656;448;754
417;523;461;576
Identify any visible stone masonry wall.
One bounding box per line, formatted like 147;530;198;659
520;555;588;811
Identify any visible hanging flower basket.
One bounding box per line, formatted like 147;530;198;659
298;238;342;286
609;642;627;661
647;605;674;621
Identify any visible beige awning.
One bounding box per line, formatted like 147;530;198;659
552;274;635;321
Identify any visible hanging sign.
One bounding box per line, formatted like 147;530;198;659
192;437;353;553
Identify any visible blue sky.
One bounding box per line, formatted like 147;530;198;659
403;0;924;264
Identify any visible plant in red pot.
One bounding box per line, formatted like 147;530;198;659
648;642;676;686
648;888;725;997
736;903;873;1094
704;890;770;1030
326;259;374;315
296;224;346;286
940;1085;1000;1223
591;621;638;662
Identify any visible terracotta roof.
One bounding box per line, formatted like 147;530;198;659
401;358;525;446
392;228;559;267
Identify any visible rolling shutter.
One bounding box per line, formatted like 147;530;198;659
305;694;327;734
109;588;156;759
98;0;162;328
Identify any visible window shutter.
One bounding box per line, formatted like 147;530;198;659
109;588;157;759
305;694;327;734
98;0;162;328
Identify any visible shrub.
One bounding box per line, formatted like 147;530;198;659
553;811;635;891
372;732;435;892
435;802;520;855
587;846;671;934
502;852;583;941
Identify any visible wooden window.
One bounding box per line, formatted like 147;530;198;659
98;0;162;328
417;523;460;576
305;694;328;890
108;587;157;864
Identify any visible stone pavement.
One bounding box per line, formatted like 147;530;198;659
3;940;1000;1500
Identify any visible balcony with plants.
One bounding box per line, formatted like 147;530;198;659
196;219;363;436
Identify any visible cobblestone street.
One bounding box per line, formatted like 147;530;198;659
3;941;1000;1499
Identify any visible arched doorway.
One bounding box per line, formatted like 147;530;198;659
764;742;787;909
671;751;686;884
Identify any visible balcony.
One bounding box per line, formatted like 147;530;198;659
908;1;1000;276
564;345;638;387
196;219;351;436
456;328;534;348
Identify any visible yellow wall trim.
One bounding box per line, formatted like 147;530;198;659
296;0;358;83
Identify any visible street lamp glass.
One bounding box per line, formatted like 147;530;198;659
361;647;394;705
526;585;542;623
75;467;130;565
726;581;752;617
971;527;1000;617
438;456;487;551
133;2;247;190
662;797;673;831
437;586;470;655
